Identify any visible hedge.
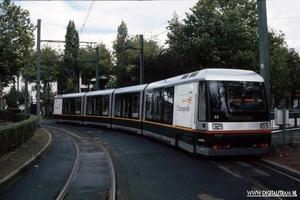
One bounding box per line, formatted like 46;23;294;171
0;115;38;156
0;109;28;122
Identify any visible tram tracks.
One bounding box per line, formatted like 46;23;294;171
43;125;116;200
43;124;298;200
55;128;80;200
252;160;300;184
215;158;300;199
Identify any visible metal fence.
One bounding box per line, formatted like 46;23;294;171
270;110;300;146
270;110;300;129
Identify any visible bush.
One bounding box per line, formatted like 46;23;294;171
11;113;29;122
7;108;21;114
0;109;28;122
0;109;9;121
0;115;38;156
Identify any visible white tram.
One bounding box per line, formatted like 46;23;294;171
53;68;271;156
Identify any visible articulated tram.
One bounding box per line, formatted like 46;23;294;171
53;68;271;156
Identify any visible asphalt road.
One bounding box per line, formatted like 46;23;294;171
0;125;76;200
1;121;298;200
64;124;267;200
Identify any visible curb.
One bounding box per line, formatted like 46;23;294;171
0;128;52;193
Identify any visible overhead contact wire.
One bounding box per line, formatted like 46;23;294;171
79;0;95;37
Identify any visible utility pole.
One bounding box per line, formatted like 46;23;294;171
47;63;50;117
0;83;3;109
139;35;144;85
36;19;41;126
25;46;28;114
257;0;270;115
17;74;19;107
95;47;99;90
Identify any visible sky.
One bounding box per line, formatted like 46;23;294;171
4;0;300;99
14;0;197;51
12;0;300;53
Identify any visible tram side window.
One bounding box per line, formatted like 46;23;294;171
70;99;76;114
121;97;130;117
145;88;173;124
154;89;163;121
62;99;69;114
132;93;139;118
62;98;81;114
163;87;174;124
115;95;122;117
69;99;75;114
115;93;139;118
87;98;93;115
75;98;81;114
101;96;109;116
145;91;154;120
86;97;101;115
95;97;101;115
198;81;206;121
93;99;96;114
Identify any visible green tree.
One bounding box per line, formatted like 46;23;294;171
97;43;113;88
121;35;162;86
112;20;132;87
166;0;259;70
286;48;300;108
164;0;300;108
39;45;60;105
78;45;95;91
268;30;291;107
59;20;80;94
25;44;60;98
0;0;35;86
143;49;199;83
0;0;35;110
166;12;184;54
79;43;113;90
3;85;25;108
112;21;162;87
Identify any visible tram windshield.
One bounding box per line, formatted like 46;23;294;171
208;81;267;121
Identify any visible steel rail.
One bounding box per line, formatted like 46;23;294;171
217;161;285;200
252;160;300;184
54;127;81;200
49;125;116;200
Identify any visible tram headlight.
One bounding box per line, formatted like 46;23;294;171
212;123;223;130
260;123;269;129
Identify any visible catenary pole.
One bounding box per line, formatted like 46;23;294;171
36;19;41;126
25;45;28;114
139;35;144;85
95;47;99;90
257;0;270;115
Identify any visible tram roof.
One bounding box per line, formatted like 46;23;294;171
200;68;263;81
114;84;148;94
146;68;263;89
85;89;115;97
54;92;86;99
